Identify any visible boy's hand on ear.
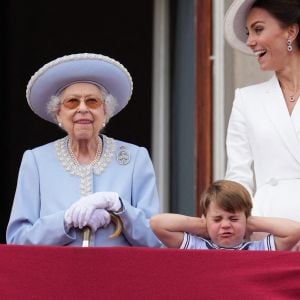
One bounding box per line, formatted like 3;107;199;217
196;216;209;238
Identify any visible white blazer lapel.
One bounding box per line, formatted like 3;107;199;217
262;75;300;164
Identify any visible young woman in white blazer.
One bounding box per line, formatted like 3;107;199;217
224;0;300;249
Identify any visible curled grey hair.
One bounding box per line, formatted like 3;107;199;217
46;84;118;124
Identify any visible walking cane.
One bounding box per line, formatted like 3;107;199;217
82;214;123;247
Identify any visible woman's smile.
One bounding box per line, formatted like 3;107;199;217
74;119;93;124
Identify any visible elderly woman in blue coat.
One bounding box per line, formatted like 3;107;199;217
6;53;162;247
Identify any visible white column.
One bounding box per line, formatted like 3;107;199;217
152;0;170;212
212;0;226;180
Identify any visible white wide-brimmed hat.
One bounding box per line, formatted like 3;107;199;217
224;0;256;55
26;53;133;123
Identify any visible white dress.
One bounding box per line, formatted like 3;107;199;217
225;75;300;221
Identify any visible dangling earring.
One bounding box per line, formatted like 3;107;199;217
102;122;106;128
287;39;293;52
58;122;62;128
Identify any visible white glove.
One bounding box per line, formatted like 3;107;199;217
85;209;111;232
64;192;121;229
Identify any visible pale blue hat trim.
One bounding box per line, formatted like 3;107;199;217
26;53;133;123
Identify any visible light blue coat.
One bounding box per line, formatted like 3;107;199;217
6;135;162;247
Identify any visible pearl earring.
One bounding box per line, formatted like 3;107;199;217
58;122;62;127
287;39;293;52
102;122;106;128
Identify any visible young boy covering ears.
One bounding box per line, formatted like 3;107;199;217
150;180;300;250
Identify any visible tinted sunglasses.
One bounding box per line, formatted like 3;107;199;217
62;97;103;109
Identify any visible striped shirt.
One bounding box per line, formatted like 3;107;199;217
180;233;276;251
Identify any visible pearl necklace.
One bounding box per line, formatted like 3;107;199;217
67;136;102;167
55;135;115;178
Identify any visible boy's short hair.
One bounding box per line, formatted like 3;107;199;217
200;180;252;217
